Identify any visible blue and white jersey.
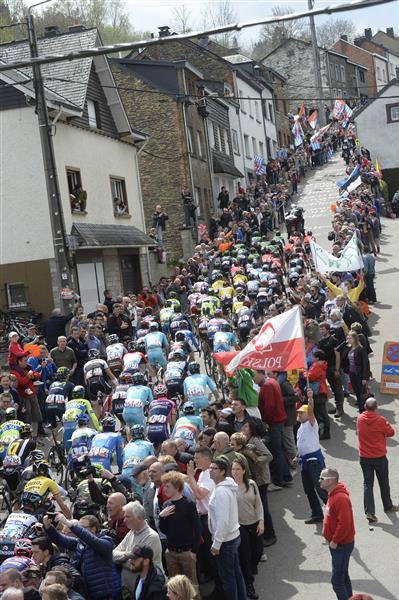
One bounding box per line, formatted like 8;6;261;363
213;331;237;353
122;440;155;479
144;331;168;352
122;385;153;425
172;415;203;447
88;431;124;471
183;373;217;413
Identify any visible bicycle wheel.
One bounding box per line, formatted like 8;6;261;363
204;350;213;377
48;446;64;485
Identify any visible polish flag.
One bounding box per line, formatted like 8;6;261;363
224;306;305;375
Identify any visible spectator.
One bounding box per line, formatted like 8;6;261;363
67;327;88;386
103;290;114;314
218;187;230;210
167;575;196;600
129;546;167;600
106;492;129;545
10;355;42;440
50;337;77;374
41;308;73;351
152;205;169;247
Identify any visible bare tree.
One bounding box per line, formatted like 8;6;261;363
251;5;309;59
171;3;192;33
316;18;357;48
200;0;239;48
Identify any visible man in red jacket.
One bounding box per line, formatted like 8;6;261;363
357;397;399;523
321;467;355;600
254;371;292;489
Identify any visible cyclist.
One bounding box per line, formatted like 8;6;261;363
45;366;74;429
89;413;123;472
123;342;147;374
0;538;34;573
219;282;235;315
122;372;153;428
4;423;36;468
111;369;134;425
183;362;219;414
213;322;238;353
236;306;255;344
0;408;25;460
84;349;118;417
147;384;176;448
21;460;71;517
63;385;101;455
160;304;175;335
164;349;187;399
247;272;260;301
70;414;98;460
122;424;154;485
175;325;200;355
165;293;181;312
171;402;203;448
206;310;228;350
105;334;127;377
143;322;169;371
169;308;192;341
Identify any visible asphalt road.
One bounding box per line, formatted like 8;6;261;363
255;155;399;600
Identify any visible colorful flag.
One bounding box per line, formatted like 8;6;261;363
336;164;360;189
298;102;305;118
292;122;303;147
332;99;345;119
347;176;362;192
307;110;318;129
224;306;305;375
310;233;364;275
254;155;266;175
343;103;353;119
376;159;383;178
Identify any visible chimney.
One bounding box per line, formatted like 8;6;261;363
44;25;60;37
340;34;348;41
68;24;86;33
354;37;362;47
158;26;171;38
364;28;372;40
198;36;209;49
386;27;394;38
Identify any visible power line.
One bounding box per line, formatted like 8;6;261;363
0;0;394;73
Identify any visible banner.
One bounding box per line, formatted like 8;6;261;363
223;306;305;375
336;164;360;190
292;122;304;147
310;233;364;274
347;176;362;192
380;341;399;394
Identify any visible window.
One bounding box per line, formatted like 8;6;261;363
382;68;387;83
340;65;346;82
196;131;203;158
249;97;253;118
66;168;86;213
194;186;201;217
213;123;220;150
255;101;260;121
376;66;381;81
252;137;257;155
219;126;226;153
208;121;215;148
359;70;365;83
223;129;230;154
337;88;342;97
259;141;264;158
244;134;250;158
239;90;246;113
386;103;399;123
110;177;129;216
187;127;194;154
232;129;239;154
266;137;271;159
6;283;27;309
87;99;101;129
268;103;274;122
335;64;340;81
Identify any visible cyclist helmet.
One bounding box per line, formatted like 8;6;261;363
132;372;145;386
120;369;134;383
247;273;255;280
165;300;174;309
173;305;181;314
107;334;119;345
77;413;90;425
56;367;70;382
14;538;33;558
28;450;45;465
168;291;177;299
130;424;145;441
169;348;186;361
144;307;153;316
149;322;159;331
20;423;32;438
175;332;186;342
183;401;195;415
137;341;146;354
221;323;231;332
127;341;137;352
5;407;17;421
72;385;85;399
32;461;50;477
101;413;116;431
187;362;200;375
153;383;167;398
88;348;100;360
20;491;42;513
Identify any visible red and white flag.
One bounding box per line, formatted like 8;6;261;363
224;306;305;375
307;110;318;129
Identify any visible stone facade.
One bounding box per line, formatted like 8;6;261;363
332;39;377;96
262;67;291;147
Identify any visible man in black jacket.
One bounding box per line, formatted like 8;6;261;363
67;326;88;386
130;546;167;600
41;309;73;351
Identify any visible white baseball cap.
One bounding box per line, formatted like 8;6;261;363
8;332;18;340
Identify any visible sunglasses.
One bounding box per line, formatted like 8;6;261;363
319;476;336;481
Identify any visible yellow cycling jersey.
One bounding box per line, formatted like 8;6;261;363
232;300;245;314
0;420;24;451
24;476;59;498
219;286;234;300
211;280;225;294
63;398;101;431
233;274;248;286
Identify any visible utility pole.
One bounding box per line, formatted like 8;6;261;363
307;0;325;126
27;9;75;312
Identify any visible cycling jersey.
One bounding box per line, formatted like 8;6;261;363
70;426;97;459
23;475;59;499
0;556;34;573
233;274;248;286
0;512;37;561
211;280;225;294
123;352;146;371
89;431;124;471
6;438;36;467
122;440;155;480
183;374;217;414
106;343;126;373
219;286;234;301
166;298;181;311
63;398;101;454
46;380;74;422
201;299;215;317
147;397;175;445
164;361;186;384
207;318;228;340
232;300;245;314
0;421;24;459
247;280;260;296
84;358;109;381
122;385;153;426
144;332;168;369
213;331;237;353
111;383;131;419
172;415;203;447
177;330;200;352
169;315;191;340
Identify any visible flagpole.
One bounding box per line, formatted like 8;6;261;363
297;305;310;389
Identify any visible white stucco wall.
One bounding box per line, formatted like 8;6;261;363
355;83;399;170
0;106;145;266
373;54;389;90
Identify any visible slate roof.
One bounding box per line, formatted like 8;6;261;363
72;222;156;248
0;28;98;110
213;155;244;178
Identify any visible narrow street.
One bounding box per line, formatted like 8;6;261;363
256;155;399;600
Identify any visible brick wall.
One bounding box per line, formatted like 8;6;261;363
332;40;377;96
